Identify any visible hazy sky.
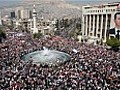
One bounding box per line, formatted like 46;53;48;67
0;0;119;1
67;0;120;1
0;0;114;1
0;0;21;2
0;0;119;2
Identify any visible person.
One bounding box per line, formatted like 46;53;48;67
107;12;120;39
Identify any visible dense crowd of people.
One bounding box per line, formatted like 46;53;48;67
0;30;120;90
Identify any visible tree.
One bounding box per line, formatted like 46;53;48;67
33;32;42;39
106;38;120;51
55;19;59;29
0;29;6;43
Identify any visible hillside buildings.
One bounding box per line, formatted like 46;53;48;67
82;2;120;43
1;5;57;35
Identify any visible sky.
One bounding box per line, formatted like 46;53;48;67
0;0;119;4
66;0;120;1
0;0;117;1
0;0;119;8
0;0;116;2
0;0;20;1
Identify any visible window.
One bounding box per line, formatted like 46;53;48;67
97;34;100;37
98;29;100;32
90;33;92;36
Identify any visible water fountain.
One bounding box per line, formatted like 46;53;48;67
21;47;70;65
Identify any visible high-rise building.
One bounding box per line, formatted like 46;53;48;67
29;10;33;19
21;9;29;19
16;7;30;20
10;11;16;19
0;12;2;25
82;2;120;43
17;10;21;19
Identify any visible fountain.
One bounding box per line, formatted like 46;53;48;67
21;47;70;65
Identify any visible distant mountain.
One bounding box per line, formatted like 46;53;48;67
66;0;120;5
0;0;82;19
0;0;119;19
0;1;20;8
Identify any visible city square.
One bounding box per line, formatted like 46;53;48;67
0;0;120;90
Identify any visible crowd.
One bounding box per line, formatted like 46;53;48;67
0;30;120;90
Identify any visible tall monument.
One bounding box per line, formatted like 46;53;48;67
32;4;38;33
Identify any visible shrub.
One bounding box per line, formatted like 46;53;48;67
106;38;120;48
0;29;6;43
106;38;120;51
33;32;42;39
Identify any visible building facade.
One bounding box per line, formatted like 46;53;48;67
27;17;57;35
15;7;30;20
10;11;16;19
0;12;2;25
82;2;120;43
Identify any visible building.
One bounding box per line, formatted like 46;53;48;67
82;2;120;43
27;17;57;35
16;7;30;20
36;18;57;35
10;11;16;19
0;12;2;25
14;5;57;35
29;10;33;19
2;15;13;26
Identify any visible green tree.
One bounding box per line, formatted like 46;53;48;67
0;29;6;43
106;38;120;51
55;19;59;29
33;32;42;39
